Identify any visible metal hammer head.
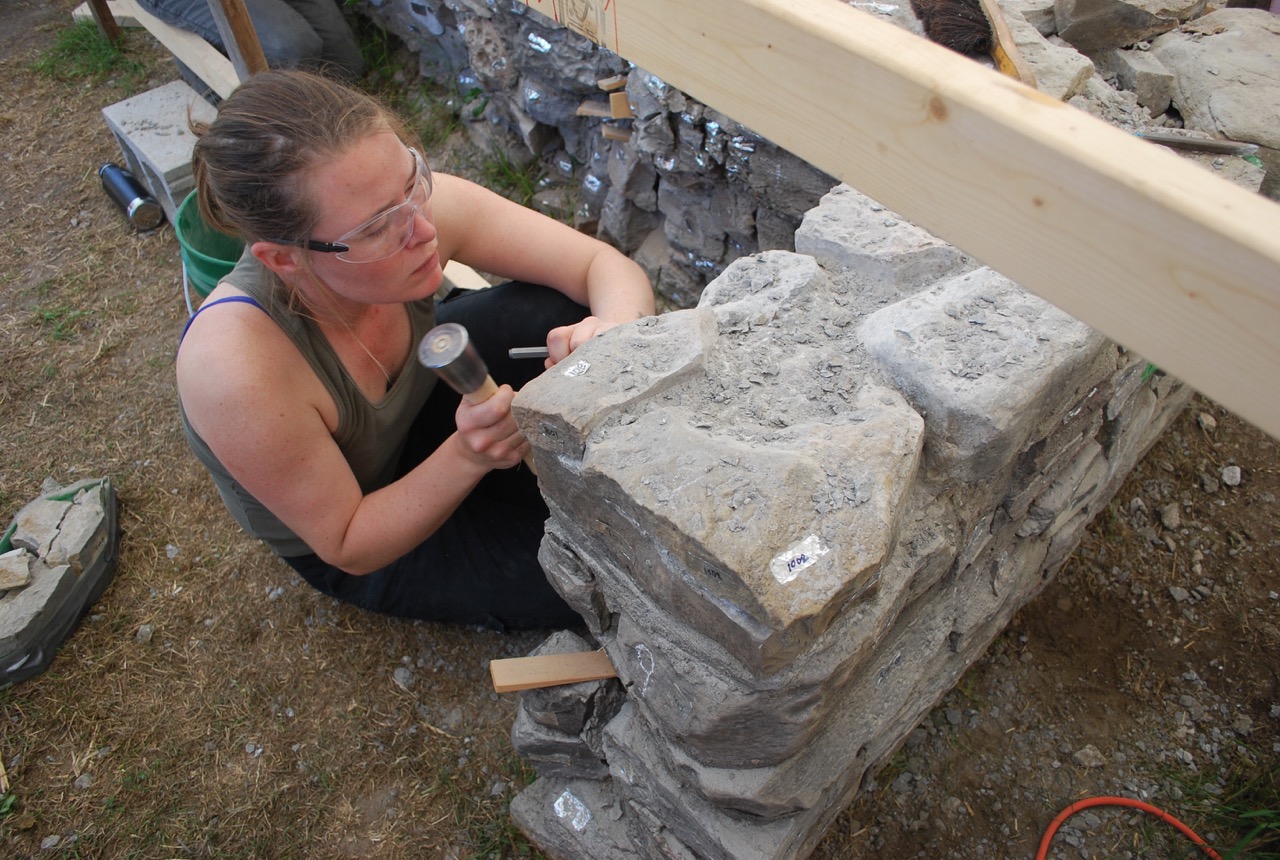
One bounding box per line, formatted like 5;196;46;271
418;322;489;395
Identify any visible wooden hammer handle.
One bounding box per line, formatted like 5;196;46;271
463;375;537;473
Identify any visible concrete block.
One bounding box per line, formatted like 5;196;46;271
101;80;216;224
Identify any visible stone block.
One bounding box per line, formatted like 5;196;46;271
1095;47;1174;113
101;80;217;224
0;549;33;591
512;707;611;780
1055;0;1205;53
510;775;642;859
858;267;1112;488
0;564;75;650
794;184;969;298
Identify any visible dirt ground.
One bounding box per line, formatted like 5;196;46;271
0;2;1276;858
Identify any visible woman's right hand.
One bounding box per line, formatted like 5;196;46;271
452;384;530;470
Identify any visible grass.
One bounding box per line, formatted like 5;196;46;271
1153;743;1280;859
1196;758;1280;859
477;146;546;209
30;18;147;91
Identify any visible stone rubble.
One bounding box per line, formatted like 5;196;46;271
0;477;119;688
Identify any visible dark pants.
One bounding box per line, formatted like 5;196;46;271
285;283;586;630
137;0;364;95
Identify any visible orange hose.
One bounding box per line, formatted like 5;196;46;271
1036;796;1222;860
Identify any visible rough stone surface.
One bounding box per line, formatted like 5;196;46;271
0;549;33;591
1150;9;1280;150
509;182;1191;856
1094;46;1174;113
1055;0;1207;53
1;478;119;687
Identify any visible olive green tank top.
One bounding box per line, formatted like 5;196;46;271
179;251;438;557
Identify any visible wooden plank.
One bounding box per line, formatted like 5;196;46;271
85;0;123;43
110;0;241;98
442;259;492;291
490;651;618;693
74;1;138;28
207;0;268;80
517;0;1280;439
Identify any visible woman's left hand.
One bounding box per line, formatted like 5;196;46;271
544;315;617;368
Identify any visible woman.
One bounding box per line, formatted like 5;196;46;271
175;69;656;629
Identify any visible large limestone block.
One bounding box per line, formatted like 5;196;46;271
858;267;1112;489
1150;9;1280;149
510;775;642;859
794;184;968;297
538;496;958;767
1005;9;1098;101
517;252;925;673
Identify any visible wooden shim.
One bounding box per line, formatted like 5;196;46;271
576;99;614;117
109;0;240;98
597;73;628;90
600;125;633;142
518;0;1280;440
442;259;492;291
609;90;633;118
490;651;618;693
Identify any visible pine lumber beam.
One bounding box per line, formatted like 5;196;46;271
490;651;618;693
106;0;241;98
85;0;123;44
518;0;1280;439
206;0;269;80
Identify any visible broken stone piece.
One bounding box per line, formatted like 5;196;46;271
0;548;34;591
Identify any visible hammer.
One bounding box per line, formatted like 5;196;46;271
418;322;536;472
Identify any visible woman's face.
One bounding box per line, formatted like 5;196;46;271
301;130;443;304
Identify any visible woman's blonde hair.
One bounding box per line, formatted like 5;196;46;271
191;69;418;246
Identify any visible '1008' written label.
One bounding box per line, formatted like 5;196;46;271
770;535;830;584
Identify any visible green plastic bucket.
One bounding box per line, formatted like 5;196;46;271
175;190;243;299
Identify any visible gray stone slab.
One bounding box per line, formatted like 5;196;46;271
858;267;1113;489
510;775;641;859
0;564;75;649
794;184;969;299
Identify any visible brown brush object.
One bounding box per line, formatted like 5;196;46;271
911;0;994;56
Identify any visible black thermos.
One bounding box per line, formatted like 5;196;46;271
99;163;164;231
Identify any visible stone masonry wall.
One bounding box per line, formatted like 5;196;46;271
359;0;837;307
505;184;1192;859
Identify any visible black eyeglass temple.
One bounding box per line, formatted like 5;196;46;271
305;239;349;254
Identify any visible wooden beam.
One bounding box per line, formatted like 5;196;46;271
85;0;123;44
207;0;268;80
108;0;240;98
489;651;618;693
518;0;1280;439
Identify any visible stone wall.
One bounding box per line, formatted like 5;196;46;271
359;0;837;307
505;184;1191;858
348;1;1271;855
